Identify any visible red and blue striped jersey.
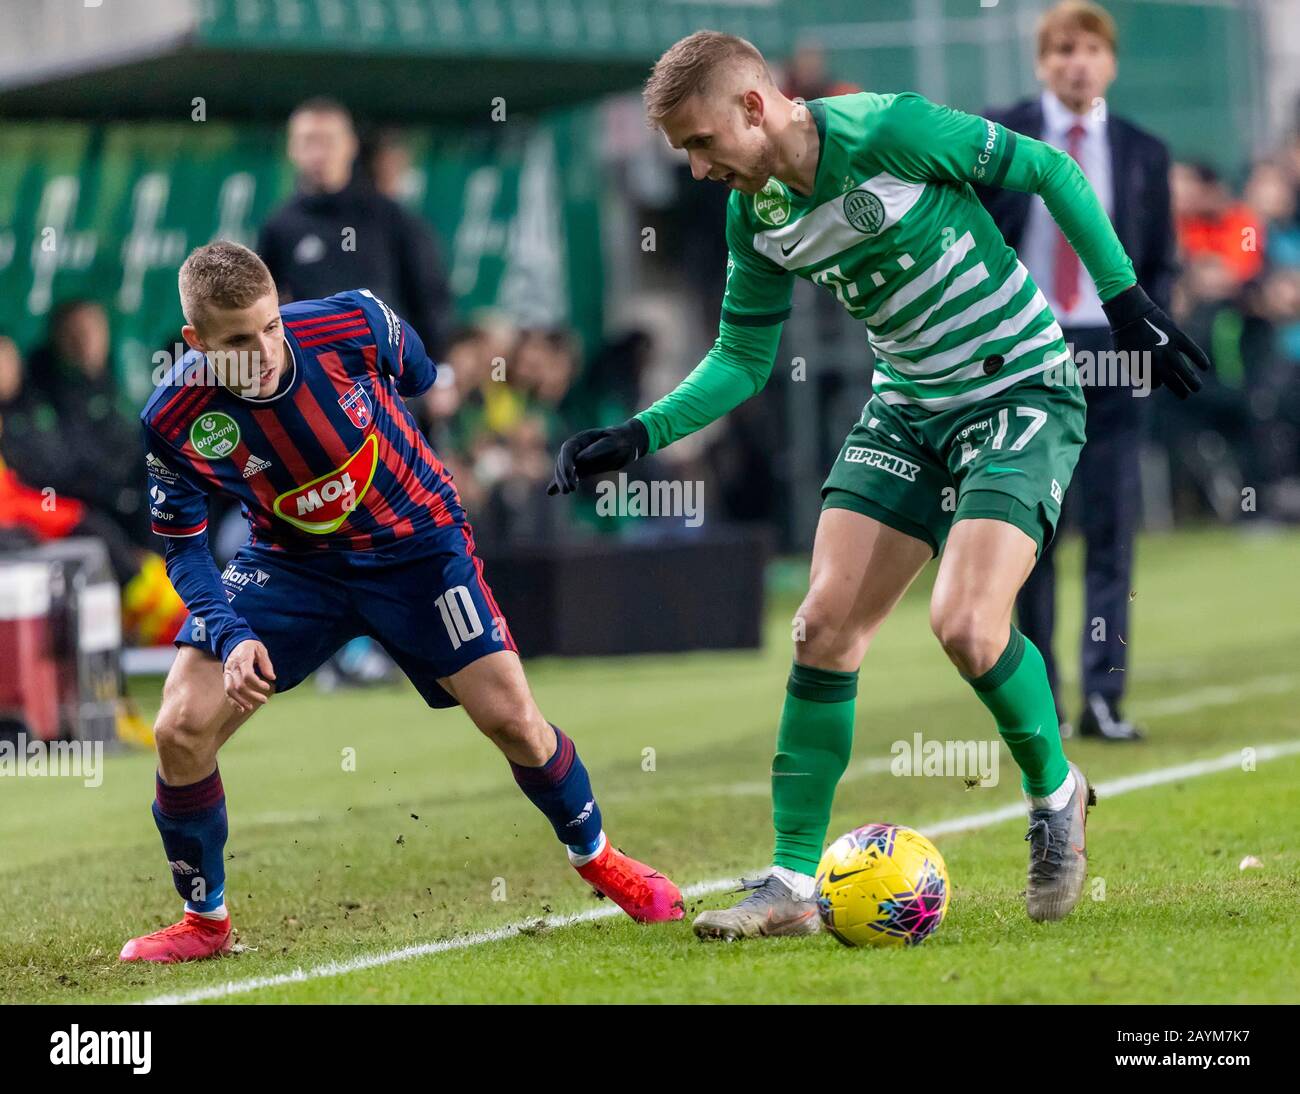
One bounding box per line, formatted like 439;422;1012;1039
142;290;464;558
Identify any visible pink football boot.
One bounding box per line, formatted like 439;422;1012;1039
119;911;234;963
575;841;685;923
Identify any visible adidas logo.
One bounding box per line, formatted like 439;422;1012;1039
566;800;595;826
242;454;272;479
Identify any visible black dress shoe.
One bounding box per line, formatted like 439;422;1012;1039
1077;693;1143;741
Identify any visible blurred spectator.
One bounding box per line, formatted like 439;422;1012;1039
1245;159;1300;269
580;328;655;426
22;300;150;548
1172;161;1265;286
463;326;580;542
780;39;860;102
257;97;449;355
513;328;579;416
1244;157;1300;363
0;334;68;495
1168;257;1275;501
0;399;186;649
362;128;424;206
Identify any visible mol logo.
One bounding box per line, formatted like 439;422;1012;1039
273;434;379;534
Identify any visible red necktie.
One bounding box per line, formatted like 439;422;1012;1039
1052;123;1087;315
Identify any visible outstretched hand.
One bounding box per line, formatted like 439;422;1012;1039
1102;284;1211;400
547;418;650;496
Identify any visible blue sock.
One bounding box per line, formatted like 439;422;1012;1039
509;726;603;855
153;767;228;914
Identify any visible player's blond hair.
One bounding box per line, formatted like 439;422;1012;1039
1037;1;1118;57
178;241;276;328
642;30;774;127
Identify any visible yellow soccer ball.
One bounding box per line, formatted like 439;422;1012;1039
815;823;950;947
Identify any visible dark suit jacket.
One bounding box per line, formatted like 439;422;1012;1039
977;97;1177;314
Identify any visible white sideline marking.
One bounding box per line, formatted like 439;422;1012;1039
641;672;1300;802
1134;674;1297;718
239;674;1300;822
137;740;1300;1006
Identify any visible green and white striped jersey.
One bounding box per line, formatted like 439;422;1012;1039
636;92;1135;452
723;92;1132;409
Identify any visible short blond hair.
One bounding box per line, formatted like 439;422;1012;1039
1037;1;1117;57
642;30;773;127
178;241;275;327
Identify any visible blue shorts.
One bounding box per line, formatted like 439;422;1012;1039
175;527;517;708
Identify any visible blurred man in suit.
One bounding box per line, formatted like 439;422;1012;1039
980;1;1177;740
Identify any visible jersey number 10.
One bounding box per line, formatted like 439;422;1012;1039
434;586;485;650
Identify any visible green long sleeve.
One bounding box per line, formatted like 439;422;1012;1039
872;93;1137;303
634;319;783;454
997;130;1136;302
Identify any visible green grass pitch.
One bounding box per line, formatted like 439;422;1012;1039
1;528;1297;1004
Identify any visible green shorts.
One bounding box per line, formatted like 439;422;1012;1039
821;376;1086;557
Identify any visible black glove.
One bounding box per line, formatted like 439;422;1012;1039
547;418;650;496
1101;284;1210;400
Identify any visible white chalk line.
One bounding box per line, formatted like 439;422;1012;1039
137;739;1300;1005
237;672;1300;825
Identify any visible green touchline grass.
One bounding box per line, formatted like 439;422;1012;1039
0;528;1296;1004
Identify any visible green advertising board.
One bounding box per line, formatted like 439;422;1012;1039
0;107;603;408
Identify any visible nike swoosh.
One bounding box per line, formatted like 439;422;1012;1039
780;237;804;258
1144;317;1170;346
986;465;1027;475
826;867;870;884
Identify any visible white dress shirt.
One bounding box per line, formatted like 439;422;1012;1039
1020;91;1115;329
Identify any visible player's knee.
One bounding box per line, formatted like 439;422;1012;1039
790;597;852;657
931;603;1003;677
478;709;551;763
153;706;207;765
794;597;868;669
153;696;222;766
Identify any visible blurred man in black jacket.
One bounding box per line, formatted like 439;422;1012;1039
980;1;1178;741
22;300;151;548
257;97;449;357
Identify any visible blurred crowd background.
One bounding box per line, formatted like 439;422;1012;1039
2;0;1299;651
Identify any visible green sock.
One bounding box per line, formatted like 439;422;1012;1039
771;662;856;875
966;627;1069;796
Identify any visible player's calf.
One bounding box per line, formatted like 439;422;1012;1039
121;647;250;964
446;651;684;923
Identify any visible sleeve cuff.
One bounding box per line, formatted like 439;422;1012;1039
153;520;208;538
217;626;258;666
719;306;791;328
632;412;658;456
